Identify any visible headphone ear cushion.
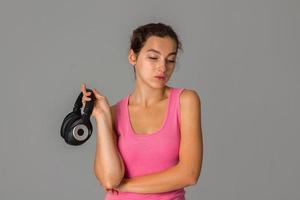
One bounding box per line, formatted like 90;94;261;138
65;117;91;145
60;112;80;139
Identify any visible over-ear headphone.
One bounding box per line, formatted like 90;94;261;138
60;88;95;146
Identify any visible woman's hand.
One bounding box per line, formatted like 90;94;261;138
81;82;111;119
105;188;120;195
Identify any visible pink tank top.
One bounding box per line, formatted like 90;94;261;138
104;87;185;200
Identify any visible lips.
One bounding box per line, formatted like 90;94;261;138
155;76;166;80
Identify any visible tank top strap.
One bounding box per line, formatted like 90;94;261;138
115;97;128;137
169;87;185;125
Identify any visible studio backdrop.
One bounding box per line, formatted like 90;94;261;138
1;0;299;200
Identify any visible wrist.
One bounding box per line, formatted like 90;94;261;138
94;110;111;120
95;113;113;126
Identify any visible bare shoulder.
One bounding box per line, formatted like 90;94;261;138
179;88;201;108
179;88;202;129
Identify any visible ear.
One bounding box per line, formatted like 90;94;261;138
128;49;137;66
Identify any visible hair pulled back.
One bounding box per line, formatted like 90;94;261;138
130;22;182;56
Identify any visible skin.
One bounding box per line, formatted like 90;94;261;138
82;36;203;195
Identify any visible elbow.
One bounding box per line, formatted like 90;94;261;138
94;168;124;189
186;170;200;186
95;173;124;189
106;173;125;189
188;176;199;186
179;163;201;186
102;178;123;189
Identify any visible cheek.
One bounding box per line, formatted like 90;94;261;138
135;62;154;76
138;60;155;71
144;59;156;67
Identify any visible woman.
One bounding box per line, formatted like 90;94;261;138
81;22;203;200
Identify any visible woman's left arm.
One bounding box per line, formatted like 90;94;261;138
113;89;203;194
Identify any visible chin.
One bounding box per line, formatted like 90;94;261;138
144;78;169;89
151;82;168;89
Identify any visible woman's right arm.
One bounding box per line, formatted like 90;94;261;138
93;104;125;190
81;83;124;190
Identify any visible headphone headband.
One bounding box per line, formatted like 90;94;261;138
73;88;95;121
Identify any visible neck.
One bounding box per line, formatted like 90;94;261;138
129;85;170;107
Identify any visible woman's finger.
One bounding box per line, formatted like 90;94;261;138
83;96;91;101
112;189;119;195
81;83;87;95
81;93;91;103
93;88;105;99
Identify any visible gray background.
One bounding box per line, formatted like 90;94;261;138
0;0;299;199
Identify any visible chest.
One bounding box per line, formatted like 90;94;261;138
128;100;168;135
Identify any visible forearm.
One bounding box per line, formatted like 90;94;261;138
94;115;124;188
116;163;194;193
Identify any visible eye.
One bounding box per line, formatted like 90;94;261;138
167;60;176;63
149;57;158;60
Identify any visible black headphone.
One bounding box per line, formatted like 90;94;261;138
60;88;96;146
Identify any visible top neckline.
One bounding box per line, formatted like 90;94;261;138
125;87;174;137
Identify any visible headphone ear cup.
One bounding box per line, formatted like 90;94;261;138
60;112;80;139
65;117;92;145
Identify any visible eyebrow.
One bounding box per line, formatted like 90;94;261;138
146;49;177;56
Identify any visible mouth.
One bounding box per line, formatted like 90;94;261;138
155;76;166;80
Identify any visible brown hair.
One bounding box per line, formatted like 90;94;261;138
129;22;182;77
130;22;182;56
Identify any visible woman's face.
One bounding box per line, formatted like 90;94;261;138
129;36;178;88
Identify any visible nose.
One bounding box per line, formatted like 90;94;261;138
158;60;167;73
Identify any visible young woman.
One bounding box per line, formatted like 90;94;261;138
81;22;203;200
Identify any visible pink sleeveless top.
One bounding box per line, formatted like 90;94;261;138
104;87;185;200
